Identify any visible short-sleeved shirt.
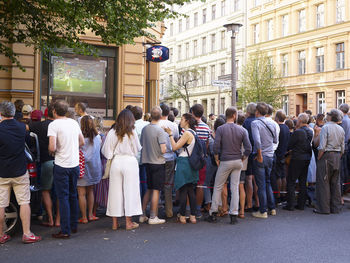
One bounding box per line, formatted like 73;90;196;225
0;119;27;178
47;118;82;168
29;119;54;163
140;123;167;164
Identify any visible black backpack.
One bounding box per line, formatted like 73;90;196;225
185;130;206;171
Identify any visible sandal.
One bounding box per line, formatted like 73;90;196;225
78;218;88;224
41;221;54;227
88;216;99;221
0;234;11;244
189;215;197;224
126;222;139;230
178;215;187;224
238;213;245;219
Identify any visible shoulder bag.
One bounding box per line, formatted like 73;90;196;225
102;140;119;179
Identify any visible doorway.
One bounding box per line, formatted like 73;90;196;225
295;93;307;116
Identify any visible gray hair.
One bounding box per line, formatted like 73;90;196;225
327;109;343;123
298;113;309;124
339;103;349;114
0;101;16;117
246;103;257;115
150;106;162;121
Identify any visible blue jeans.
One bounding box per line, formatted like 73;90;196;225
253;156;275;213
53;164;79;235
139;164;147;200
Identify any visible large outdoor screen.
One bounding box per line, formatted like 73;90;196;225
51;56;106;97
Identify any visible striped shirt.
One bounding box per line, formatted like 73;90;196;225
180;120;211;142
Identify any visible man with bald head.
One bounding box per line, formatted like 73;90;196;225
140;106;167;224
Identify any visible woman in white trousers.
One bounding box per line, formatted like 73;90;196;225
102;109;142;230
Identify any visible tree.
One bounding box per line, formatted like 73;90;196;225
0;0;192;71
238;51;285;109
166;68;200;111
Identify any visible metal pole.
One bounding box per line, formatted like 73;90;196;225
147;60;151;112
231;34;236;106
217;86;221;115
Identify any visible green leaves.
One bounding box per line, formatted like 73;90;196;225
0;0;193;71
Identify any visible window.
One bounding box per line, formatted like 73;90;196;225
267;19;273;40
221;31;226;49
170;23;174;36
220;63;225;76
234;0;240;11
282;15;289;37
298;9;306;32
169;102;173;108
186;17;190;30
169;48;173;63
202;8;207;24
212;5;216;20
336;90;346;108
193;40;198;56
178;19;182;33
221;1;226;16
254;0;261;7
220;98;225;114
178;101;182;116
201;67;206;85
211;99;215;115
177;45;182;61
211;34;216;52
336;0;345;23
185;43;189;59
316;47;324;73
317;92;326;114
253;24;260;44
193;100;197;105
194;12;198;27
202;37;206;55
210;65;216;83
316;4;325;28
281;54;288;77
282;95;289;116
336;43;345;69
298;51;306;75
169;75;173;85
193;72;198;87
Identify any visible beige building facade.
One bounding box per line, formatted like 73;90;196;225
248;0;350;116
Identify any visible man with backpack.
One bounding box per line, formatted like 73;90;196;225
206;107;251;224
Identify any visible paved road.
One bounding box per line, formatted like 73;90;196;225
1;205;350;263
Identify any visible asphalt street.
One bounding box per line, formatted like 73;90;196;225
1;205;350;263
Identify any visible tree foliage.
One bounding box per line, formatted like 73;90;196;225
239;51;285;109
0;0;192;71
166;68;200;111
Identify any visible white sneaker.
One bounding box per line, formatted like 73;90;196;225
139;215;148;223
252;211;268;219
148;216;166;225
270;209;277;216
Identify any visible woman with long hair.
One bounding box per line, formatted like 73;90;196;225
164;113;199;224
102;109;142;230
77;116;102;223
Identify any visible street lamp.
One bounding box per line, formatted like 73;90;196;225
224;23;242;106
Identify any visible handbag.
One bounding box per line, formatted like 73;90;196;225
102;141;119;179
79;150;85;179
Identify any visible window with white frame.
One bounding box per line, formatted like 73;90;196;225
179;19;182;33
234;0;240;11
178;101;182;116
193;40;198;56
186;17;190;30
220;97;225;114
211;34;216;52
221;0;226;16
282;95;289;115
220;63;225;76
298;9;306;32
212;5;216;20
211;99;215;114
336;90;346;108
202;37;207;55
169;48;173;63
193;72;198;87
177;45;182;61
202;8;207;24
169;102;173;108
316;4;324;28
201;67;206;85
221;31;226;49
267;19;273;40
336;0;345;23
282;14;289;37
210;65;216;83
193;100;197;106
336;42;345;69
169;75;173;85
185;43;189;59
253;24;260;44
170;23;174;36
316;47;324;73
194;12;198;27
282;54;288;77
298;50;306;75
317;92;326;114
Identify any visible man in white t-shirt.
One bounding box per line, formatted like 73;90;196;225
48;100;84;239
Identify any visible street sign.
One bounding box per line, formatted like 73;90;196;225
212;80;231;86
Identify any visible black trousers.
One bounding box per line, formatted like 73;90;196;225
178;183;197;216
287;159;310;209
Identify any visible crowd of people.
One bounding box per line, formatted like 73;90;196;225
0;98;349;244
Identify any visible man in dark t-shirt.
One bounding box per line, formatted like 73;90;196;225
0;101;41;244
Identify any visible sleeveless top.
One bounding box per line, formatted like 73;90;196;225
178;129;195;157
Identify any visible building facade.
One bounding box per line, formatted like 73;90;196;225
247;0;350;116
160;0;247;117
0;25;165;122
